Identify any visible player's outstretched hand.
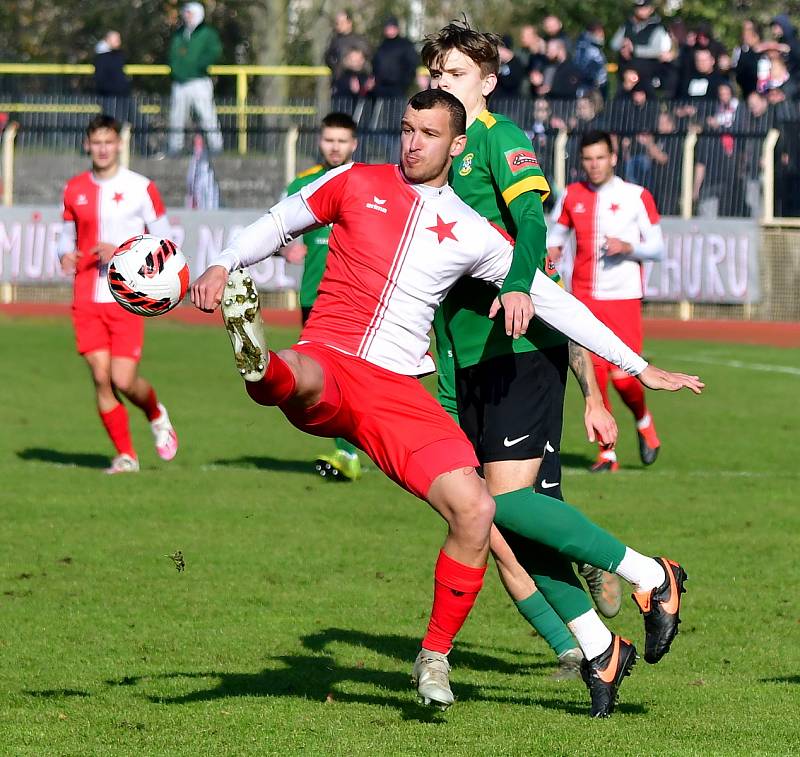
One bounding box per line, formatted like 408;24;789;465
584;397;618;445
60;252;77;275
489;292;534;339
190;265;230;312
638;364;705;394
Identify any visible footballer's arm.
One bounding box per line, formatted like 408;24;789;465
191;192;321;312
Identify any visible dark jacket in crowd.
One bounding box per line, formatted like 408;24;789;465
771;15;800;74
325;32;371;78
732;44;762;98
497;54;525;96
544;59;584;99
574;31;608;92
371;35;418;97
94;43;130;97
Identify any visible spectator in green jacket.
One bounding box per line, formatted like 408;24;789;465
168;2;223;155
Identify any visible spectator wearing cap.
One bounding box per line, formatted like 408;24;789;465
611;0;671;92
497;34;525;96
371;16;418;98
574;21;608;99
325;10;371;79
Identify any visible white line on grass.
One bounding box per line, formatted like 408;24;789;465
673;354;800;377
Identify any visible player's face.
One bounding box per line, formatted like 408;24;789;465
85;128;121;173
400;105;466;186
428;49;497;116
319;126;357;169
581;141;616;186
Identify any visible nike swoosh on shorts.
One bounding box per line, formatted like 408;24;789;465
503;435;530;447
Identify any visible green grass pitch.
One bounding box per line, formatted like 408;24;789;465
1;315;799;755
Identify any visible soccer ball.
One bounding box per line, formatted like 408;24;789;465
108;235;190;317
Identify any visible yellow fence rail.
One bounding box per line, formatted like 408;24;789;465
0;63;330;155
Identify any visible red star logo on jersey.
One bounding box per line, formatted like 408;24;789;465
609;203;620;214
426;215;457;244
112;192;124;205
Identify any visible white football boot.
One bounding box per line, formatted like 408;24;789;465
105;453;140;475
220;269;269;381
411;649;454;709
150;403;178;461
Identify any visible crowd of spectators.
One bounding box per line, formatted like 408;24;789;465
323;5;800;217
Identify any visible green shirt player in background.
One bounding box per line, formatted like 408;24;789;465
281;112;362;481
422;22;632;705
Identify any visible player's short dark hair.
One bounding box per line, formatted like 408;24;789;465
407;89;467;137
580;130;614;154
321;112;357;136
86;114;121;136
421;20;501;78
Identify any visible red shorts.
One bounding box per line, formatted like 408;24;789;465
283;343;479;499
579;297;642;374
72;301;144;360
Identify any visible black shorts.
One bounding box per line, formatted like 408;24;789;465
456;345;568;476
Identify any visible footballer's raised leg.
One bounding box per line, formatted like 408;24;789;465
221;269;268;381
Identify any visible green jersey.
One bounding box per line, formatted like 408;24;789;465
435;110;565;379
285;164;332;307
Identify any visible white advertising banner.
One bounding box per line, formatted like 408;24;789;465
1;208;760;303
0;206;299;291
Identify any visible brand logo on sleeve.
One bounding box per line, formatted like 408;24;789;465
458;152;474;176
573;202;586;214
76;194;88;206
504;148;539;174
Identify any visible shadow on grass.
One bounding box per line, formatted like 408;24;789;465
211;455;315;475
105;631;617;720
762;675;800;684
109;655;551;723
24;689;90;698
560;452;596;470
16;447;108;469
300;627;551;676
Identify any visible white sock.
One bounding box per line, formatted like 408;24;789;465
616;548;666;593
599;448;617;462
636;413;652;431
568;609;613;661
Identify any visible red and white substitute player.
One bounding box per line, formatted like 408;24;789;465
548;130;665;472
57;115;178;474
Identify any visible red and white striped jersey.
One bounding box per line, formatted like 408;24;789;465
548;176;661;301
297;163;515;375
62;168;166;303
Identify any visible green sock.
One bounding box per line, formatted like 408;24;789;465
494;488;627;572
335;437;357;456
504;528;593;627
515;591;577;656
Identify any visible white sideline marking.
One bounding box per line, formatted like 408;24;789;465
563;469;798;479
674;354;800;377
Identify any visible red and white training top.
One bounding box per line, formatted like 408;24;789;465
547;176;664;301
60;168;167;304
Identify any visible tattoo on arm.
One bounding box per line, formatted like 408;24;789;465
568;340;592;398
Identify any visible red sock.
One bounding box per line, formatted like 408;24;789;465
422;550;486;654
612;374;647;421
245;351;296;406
99;403;135;457
137;387;161;421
